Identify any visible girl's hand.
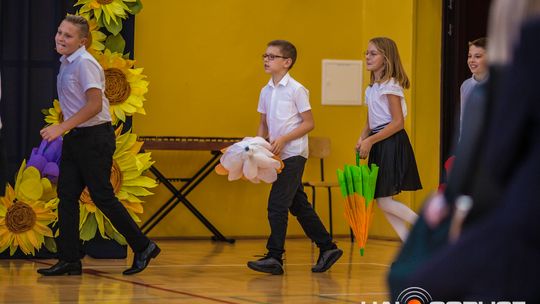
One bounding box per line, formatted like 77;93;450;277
358;137;372;159
40;125;66;142
271;137;286;156
355;137;363;152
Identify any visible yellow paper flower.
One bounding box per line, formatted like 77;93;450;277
0;162;57;256
42;99;63;126
97;49;149;124
78;128;156;244
75;0;133;32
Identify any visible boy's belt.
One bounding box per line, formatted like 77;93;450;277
71;122;112;135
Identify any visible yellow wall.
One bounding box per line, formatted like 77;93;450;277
134;0;441;239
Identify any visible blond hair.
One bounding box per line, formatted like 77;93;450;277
368;37;410;89
64;15;89;38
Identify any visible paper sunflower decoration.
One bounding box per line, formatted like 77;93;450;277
75;0;141;35
79;128;156;244
215;137;284;183
42;99;63;126
96;49;149;124
0;162;57;255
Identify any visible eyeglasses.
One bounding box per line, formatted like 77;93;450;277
262;54;289;61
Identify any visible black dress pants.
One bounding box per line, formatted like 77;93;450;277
266;156;333;258
57;122;149;262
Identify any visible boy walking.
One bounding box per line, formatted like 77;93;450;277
247;40;342;275
37;15;159;276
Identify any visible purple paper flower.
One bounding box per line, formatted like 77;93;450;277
27;137;62;183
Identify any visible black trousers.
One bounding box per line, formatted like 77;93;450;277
57;122;149;262
266;156;333;258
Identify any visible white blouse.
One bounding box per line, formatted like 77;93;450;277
365;78;407;130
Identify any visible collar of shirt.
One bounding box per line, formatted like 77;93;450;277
267;72;290;88
59;46;87;64
471;74;489;85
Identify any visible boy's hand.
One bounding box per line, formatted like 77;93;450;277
358;137;372;159
40;125;66;142
271;137;286;156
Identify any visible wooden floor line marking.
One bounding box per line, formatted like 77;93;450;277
31;260;240;304
228;296;271;304
68;262;389;268
318;294;363;303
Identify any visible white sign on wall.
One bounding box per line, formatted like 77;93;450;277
322;59;363;106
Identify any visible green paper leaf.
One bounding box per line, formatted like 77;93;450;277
44;236;57;253
104;18;123;36
104;221;127;245
80;213;98;241
126;0;143;15
105;33;126;54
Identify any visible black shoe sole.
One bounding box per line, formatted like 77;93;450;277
311;249;343;273
247;261;284;275
37;269;82;276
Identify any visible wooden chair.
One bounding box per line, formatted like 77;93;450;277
302;136;341;237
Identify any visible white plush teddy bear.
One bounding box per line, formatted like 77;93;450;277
215;137;284;183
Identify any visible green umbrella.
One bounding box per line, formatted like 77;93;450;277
337;152;379;255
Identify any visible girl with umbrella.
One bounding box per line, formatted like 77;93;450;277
355;37;422;242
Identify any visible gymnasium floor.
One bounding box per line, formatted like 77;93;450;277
0;238;401;303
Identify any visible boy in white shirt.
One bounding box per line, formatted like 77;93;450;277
247;40;342;275
37;15;159;276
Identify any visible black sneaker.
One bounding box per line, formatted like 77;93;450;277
247;255;284;275
311;248;343;273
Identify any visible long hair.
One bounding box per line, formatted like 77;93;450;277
368;37;410;89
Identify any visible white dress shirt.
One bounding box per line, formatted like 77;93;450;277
57;46;111;127
257;73;311;159
365;78;407;130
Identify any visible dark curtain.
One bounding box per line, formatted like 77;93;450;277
0;0;134;185
441;0;491;180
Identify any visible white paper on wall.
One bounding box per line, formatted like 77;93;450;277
322;59;363;106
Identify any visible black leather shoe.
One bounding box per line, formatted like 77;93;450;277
311;248;343;273
123;241;161;275
37;260;82;276
247;255;284;275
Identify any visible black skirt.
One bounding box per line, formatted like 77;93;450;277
368;129;422;198
0;130;6;196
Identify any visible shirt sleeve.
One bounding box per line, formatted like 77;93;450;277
257;87;267;114
294;86;311;113
380;79;404;97
79;59;104;92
